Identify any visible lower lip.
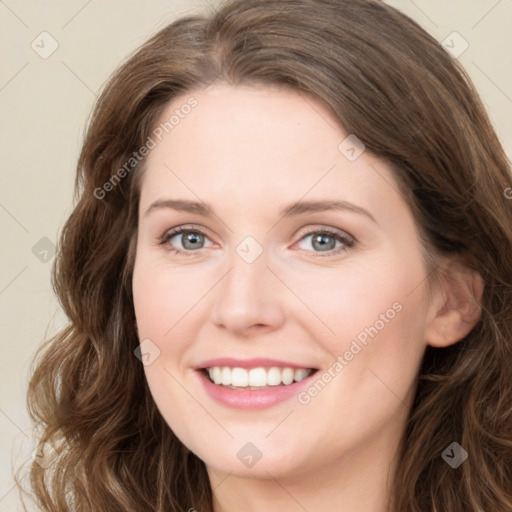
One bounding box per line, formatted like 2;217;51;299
196;369;318;410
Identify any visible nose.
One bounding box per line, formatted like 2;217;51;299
209;246;286;336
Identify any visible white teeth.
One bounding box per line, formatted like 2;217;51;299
231;367;249;387
281;368;295;385
221;366;231;385
267;367;282;386
294;368;310;381
206;366;314;388
248;367;267;387
211;367;222;385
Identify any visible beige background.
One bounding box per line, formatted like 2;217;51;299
1;0;511;509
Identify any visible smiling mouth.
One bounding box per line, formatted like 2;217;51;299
201;366;318;390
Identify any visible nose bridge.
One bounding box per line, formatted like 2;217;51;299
211;238;284;333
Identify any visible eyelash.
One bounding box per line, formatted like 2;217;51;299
157;225;355;258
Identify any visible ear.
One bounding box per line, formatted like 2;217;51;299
424;259;484;348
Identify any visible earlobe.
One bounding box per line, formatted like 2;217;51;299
425;262;484;348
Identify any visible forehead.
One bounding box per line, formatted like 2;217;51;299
149;84;340;165
138;84;402;223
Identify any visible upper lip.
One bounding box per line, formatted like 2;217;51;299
196;357;317;370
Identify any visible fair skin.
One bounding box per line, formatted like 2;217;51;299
132;84;483;512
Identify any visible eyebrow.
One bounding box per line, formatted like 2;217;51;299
143;198;377;224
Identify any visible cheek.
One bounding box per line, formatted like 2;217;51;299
132;258;197;431
132;252;212;401
286;252;424;342
285;258;428;446
284;247;429;402
132;254;197;339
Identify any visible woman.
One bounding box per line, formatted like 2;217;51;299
18;0;512;510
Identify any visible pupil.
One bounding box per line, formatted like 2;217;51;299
183;232;202;249
313;234;334;251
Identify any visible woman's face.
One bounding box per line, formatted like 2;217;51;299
132;84;436;483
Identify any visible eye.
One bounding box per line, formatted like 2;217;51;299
294;227;355;257
158;226;214;256
157;225;355;257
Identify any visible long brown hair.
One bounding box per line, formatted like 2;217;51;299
16;0;512;510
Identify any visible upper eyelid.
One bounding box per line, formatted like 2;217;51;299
164;224;215;242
